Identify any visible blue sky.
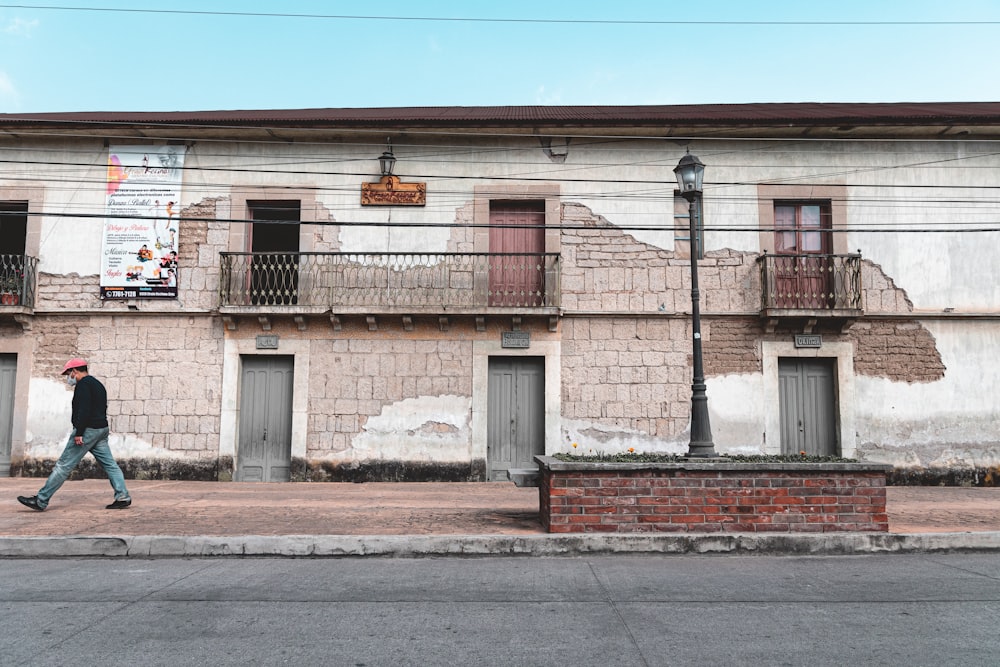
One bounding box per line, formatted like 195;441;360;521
1;1;999;113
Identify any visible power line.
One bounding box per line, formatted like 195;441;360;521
4;5;1000;26
8;208;999;233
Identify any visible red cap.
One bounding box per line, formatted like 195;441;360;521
61;357;88;375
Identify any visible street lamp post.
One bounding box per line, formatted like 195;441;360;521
674;150;717;458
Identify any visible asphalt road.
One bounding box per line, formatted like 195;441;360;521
3;554;999;666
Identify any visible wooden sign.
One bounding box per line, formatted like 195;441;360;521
361;175;426;206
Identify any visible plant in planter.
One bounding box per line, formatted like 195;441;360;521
0;271;22;305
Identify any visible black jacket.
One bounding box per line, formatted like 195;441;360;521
72;375;109;437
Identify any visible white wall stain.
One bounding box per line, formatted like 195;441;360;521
345;395;472;463
559;417;686;456
25;377;184;460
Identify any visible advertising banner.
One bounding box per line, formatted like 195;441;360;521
101;145;186;299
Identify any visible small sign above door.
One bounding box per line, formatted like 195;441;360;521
256;335;279;349
794;334;822;348
502;331;530;349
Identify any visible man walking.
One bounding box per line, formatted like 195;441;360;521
17;358;132;511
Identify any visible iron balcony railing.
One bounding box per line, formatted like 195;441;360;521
0;254;37;308
758;253;862;313
219;252;561;310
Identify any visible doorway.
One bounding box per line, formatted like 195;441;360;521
248;200;300;305
488;201;545;307
237;355;294;481
0;354;15;476
778;357;838;456
487;356;545;481
773;202;833;309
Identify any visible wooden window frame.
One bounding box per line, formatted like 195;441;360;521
757;184;848;255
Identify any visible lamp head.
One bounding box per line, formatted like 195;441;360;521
673;150;705;201
378;139;396;177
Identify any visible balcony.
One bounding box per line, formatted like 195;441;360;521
0;254;37;310
758;253;862;330
219;252;561;321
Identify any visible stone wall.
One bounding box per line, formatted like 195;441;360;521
33;197;226;313
557;202;947;450
561;317;691;440
851;321;946;382
302;323;476;460
560;203;759;314
702;318;946;384
19;313;223;460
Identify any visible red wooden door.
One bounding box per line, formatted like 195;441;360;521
774;204;831;309
489;202;545;306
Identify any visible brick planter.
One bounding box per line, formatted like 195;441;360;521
537;456;891;534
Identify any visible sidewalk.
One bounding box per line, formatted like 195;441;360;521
2;479;999;558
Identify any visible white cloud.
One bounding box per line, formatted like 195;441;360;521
3;17;39;36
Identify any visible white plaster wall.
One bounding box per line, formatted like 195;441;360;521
842;141;1000;311
559;417;686;456
23;377;74;456
703;373;768;453
0;141;108;277
855;320;1000;466
346;395;473;463
22;136;997;316
23;376;186;460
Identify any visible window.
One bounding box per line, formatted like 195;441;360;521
774;202;832;255
772;202;833;309
0;203;27;299
0;202;27;256
248;200;301;305
489;201;545;306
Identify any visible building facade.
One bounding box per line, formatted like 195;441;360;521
1;103;998;483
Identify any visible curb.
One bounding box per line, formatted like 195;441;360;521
2;532;1000;558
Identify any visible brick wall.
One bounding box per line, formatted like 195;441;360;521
539;459;890;534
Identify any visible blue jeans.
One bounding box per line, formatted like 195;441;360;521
36;427;130;509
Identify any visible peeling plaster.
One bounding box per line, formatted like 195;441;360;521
24;377;74;456
347;395;472;463
706;373;768;452
24;377;187;461
560;418;686;456
855;320;1000;465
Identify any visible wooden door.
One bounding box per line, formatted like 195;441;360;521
489;202;545;306
774;204;832;309
778;358;837;456
487;357;545;481
0;354;15;476
237;356;294;482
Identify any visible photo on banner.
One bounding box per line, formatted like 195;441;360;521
101;145;186;299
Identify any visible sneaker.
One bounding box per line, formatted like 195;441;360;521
17;495;45;511
105;499;132;510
